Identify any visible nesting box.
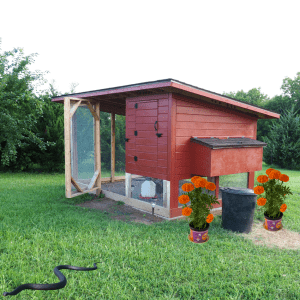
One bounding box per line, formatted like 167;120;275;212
190;137;267;177
52;78;280;219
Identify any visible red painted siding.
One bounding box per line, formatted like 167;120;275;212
172;93;258;179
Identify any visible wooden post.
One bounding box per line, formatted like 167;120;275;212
111;113;115;183
64;97;72;198
170;177;179;210
247;171;255;190
215;176;219;199
95;102;101;196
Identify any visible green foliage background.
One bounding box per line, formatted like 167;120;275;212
1;41;300;173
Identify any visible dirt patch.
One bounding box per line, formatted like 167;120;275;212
236;221;300;250
75;196;170;225
75;196;300;250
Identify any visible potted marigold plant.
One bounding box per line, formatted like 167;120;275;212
178;176;220;243
254;168;293;231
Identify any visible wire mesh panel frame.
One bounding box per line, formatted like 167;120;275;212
64;97;101;198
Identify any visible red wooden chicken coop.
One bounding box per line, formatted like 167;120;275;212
52;79;280;219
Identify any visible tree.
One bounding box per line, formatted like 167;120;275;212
255;95;297;143
0;45;55;170
30;82;65;172
224;87;270;107
261;104;300;170
281;72;300;105
223;87;275;142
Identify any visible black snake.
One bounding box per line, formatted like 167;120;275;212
3;263;99;296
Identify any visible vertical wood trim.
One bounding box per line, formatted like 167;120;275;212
249;121;257;190
111;113;115;182
95;102;101;195
64;97;72;198
169;93;178;217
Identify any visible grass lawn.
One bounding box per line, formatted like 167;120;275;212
0;162;300;299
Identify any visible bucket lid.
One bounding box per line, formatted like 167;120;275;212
220;187;255;195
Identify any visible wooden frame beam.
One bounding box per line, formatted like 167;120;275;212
64;97;72;198
64;96;102;198
71;176;83;193
95;102;101;196
70;100;82;118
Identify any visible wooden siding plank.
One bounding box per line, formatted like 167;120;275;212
126;93;168;102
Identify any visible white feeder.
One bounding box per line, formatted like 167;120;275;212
141;180;156;198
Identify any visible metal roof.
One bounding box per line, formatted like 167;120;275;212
191;137;268;149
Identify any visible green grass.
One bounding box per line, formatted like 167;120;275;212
0;162;300;299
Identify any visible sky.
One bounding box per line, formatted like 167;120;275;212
1;0;299;99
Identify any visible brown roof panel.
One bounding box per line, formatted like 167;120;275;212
51;78;280;120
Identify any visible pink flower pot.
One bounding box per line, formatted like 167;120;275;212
188;222;210;243
263;212;283;231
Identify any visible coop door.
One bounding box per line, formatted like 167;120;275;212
126;100;158;176
64;97;101;198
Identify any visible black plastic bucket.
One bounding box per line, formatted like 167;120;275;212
221;187;257;234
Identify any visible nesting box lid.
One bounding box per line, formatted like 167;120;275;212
190;137;267;149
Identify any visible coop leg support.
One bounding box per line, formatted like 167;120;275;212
125;173;132;198
163;180;170;209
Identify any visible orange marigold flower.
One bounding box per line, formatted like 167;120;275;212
257;197;267;206
257;175;269;184
206;214;214;223
206;182;216;191
269;170;281;180
191;176;202;184
178;194;190;204
254;186;264;195
182;206;192;216
182;183;194;192
194;178;207;188
279;174;289;183
280;204;287;213
266;168;275;176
